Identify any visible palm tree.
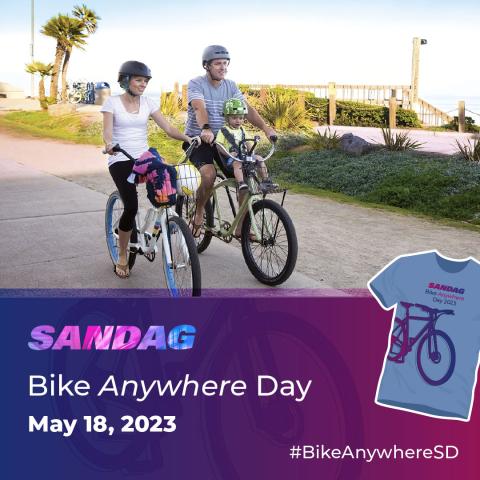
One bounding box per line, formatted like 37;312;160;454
25;61;54;110
41;14;71;102
41;5;100;103
59;5;100;101
60;17;87;102
73;4;100;34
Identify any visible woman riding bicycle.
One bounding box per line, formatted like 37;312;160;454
102;61;194;278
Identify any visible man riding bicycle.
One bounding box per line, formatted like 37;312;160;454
183;45;277;238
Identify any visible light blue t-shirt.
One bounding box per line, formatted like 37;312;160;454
368;250;480;420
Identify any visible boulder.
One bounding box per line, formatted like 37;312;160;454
339;133;376;155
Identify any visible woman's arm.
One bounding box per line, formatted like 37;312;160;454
151;110;191;143
102;111;116;154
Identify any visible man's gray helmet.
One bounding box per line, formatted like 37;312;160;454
202;45;230;67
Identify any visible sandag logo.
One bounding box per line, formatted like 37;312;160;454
28;325;196;351
428;282;465;295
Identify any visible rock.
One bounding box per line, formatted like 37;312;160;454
48;103;77;116
339;133;376;155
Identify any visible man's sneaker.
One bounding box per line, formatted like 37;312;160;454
260;178;278;192
237;181;248;191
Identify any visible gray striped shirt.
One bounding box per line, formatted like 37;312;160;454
185;75;244;136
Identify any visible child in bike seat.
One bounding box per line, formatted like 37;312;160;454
215;98;277;192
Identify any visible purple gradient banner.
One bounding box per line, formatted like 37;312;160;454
2;294;479;479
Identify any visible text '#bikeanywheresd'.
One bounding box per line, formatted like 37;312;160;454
289;445;459;462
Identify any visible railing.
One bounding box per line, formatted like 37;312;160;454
415;98;453;127
245;83;412;108
178;81;465;129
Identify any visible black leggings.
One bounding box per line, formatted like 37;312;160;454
109;160;138;232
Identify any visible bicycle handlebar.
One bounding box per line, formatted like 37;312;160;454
214;135;276;161
103;137;202;165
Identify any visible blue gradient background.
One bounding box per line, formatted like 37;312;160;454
2;294;479;479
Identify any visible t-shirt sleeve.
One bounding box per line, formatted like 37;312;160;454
145;96;159;115
230;81;245;102
368;257;405;310
188;78;204;104
100;96;114;113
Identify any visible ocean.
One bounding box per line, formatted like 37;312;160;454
422;95;480;125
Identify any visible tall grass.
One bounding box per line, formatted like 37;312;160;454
456;138;480;162
380;128;424;151
258;90;311;132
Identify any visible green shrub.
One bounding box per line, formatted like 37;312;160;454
380;128;424;151
268;149;480;223
305;98;420;128
160;91;181;120
364;168;458;209
257;89;311;132
456;137;480;162
305;97;328;123
396;108;422;128
443;116;480;133
308;128;341;150
239;86;421;128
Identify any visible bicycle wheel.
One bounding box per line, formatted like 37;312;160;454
69;90;83;104
176;195;214;253
105;191;137;271
416;329;455;386
204;311;363;480
241;199;297;285
387;319;407;362
161;215;201;296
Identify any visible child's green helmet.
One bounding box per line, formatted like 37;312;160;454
223;98;248;115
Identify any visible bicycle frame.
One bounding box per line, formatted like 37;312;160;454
209;177;265;240
392;303;453;354
129;206;185;265
209;139;279;241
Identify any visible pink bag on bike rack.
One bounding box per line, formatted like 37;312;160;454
129;148;178;207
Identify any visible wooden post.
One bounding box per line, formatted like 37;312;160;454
402;88;410;109
328;82;336;125
410;37;426;105
458;100;466;133
389;89;397;129
181;84;187;110
259;87;267;103
298;92;305;110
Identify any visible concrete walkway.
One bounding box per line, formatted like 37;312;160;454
0;133;324;293
0;132;479;294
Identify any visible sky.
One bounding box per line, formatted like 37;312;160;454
1;0;479;100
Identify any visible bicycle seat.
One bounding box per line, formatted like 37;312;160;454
414;303;435;313
400;301;415;308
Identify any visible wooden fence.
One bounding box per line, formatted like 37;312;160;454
177;82;460;129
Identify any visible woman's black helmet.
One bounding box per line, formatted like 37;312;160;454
118;61;152;90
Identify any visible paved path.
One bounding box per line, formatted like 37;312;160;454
0;133;324;293
0;132;479;293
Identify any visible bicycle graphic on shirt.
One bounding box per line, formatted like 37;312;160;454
388;302;456;386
